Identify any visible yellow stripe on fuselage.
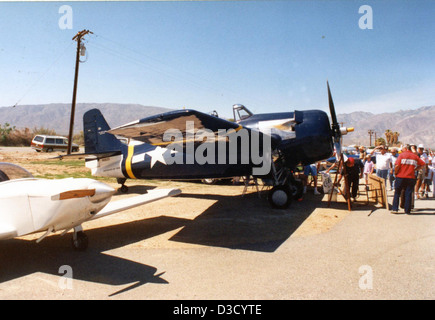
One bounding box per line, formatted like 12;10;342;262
125;144;137;179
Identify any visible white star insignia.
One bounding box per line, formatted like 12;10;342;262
145;146;168;168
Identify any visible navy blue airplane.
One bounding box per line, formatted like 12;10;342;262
68;82;353;209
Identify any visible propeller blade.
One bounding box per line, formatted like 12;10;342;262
327;81;344;162
327;81;340;139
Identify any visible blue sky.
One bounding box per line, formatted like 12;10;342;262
1;0;434;118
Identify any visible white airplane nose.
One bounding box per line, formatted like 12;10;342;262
88;181;116;203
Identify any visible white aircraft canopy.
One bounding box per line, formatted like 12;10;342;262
0;162;34;181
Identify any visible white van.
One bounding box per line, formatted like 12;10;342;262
31;135;79;153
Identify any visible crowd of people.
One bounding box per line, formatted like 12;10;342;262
302;143;435;214
343;144;434;214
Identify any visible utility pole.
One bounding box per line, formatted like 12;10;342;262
67;29;93;154
368;129;374;147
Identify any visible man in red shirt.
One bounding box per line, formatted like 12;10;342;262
391;144;425;214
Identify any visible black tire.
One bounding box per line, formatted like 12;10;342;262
72;231;88;251
119;185;129;193
289;179;304;200
268;186;292;209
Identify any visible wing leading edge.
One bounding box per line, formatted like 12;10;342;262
90;188;181;220
108;109;242;145
0;224;17;240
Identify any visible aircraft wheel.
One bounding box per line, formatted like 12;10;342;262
289;180;304;200
201;178;218;185
119;185;129;193
268;186;292;209
72;231;88;251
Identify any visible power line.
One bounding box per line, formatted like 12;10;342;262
89;33;273;109
12;42;73;108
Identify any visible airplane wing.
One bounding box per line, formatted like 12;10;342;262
0;224;17;240
90;188;181;220
107;109;242;146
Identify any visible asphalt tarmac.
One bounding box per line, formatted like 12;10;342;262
0;182;433;301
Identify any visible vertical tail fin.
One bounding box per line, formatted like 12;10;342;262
84;109;123;153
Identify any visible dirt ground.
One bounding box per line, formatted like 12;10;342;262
1;147;433;300
0;147;356;245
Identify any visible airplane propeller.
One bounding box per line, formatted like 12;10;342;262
327;81;342;161
327;81;353;161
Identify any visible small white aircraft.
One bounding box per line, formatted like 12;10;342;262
0;162;181;250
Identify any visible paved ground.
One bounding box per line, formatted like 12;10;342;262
0;147;434;300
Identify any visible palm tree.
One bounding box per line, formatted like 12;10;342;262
392;132;400;145
384;129;392;145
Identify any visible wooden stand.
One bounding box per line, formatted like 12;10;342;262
367;174;388;209
327;157;352;211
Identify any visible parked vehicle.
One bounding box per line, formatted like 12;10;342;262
31;135;79;152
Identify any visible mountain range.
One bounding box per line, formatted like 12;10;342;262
0;103;172;135
338;105;435;148
0;103;434;148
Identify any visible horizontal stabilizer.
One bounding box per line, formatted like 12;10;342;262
0;224;17;240
52;151;122;161
90;188;181;220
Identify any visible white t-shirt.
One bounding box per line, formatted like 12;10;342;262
376;153;392;170
420;152;429;164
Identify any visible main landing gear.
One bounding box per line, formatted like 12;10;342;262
71;225;88;251
117;178;129;193
266;157;303;209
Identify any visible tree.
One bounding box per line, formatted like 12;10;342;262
376;137;386;146
392;132;400;145
385;129;393;145
0;123;15;144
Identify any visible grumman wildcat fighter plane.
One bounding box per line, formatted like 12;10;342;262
64;82;352;209
0;162;180;250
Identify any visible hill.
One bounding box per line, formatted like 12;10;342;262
0;103;173;135
338;105;435;148
1;103;434;148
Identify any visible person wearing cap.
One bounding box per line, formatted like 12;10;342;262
391;144;425;214
415;144;429;199
363;154;375;186
341;156;363;201
370;145;392;186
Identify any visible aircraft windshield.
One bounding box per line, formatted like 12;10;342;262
233;104;253;122
0;162;34;182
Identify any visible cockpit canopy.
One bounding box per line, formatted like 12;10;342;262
233;104;253;122
0;162;34;182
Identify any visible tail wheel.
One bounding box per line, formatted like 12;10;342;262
268;185;292;209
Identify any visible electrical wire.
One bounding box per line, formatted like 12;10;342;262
12;42;74;108
89;33;272;109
